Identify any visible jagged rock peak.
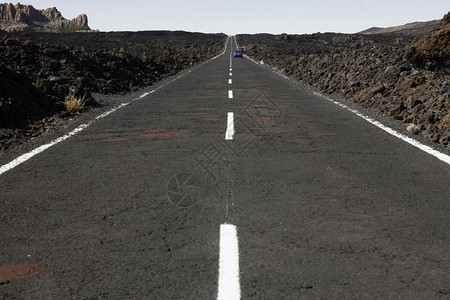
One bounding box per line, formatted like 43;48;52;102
0;3;88;32
0;3;64;22
65;13;88;27
42;6;65;22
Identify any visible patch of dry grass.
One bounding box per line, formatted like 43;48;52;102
64;94;85;113
406;123;421;135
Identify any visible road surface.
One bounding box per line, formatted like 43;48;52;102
1;36;449;299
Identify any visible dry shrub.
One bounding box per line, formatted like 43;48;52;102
406;123;421;135
64;94;85;113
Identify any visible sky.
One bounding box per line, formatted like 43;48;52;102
19;0;450;34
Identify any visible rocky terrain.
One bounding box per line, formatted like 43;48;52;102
0;30;226;151
237;12;450;148
0;3;89;32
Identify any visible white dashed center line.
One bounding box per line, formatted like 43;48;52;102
217;224;240;300
229;72;232;76
225;112;234;140
218;37;240;300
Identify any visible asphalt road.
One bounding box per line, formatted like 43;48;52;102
1;36;449;299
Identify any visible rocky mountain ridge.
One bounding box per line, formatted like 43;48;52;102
0;3;88;32
359;19;440;36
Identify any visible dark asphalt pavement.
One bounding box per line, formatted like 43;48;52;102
1;36;449;299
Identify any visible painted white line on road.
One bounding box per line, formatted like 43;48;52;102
0;34;232;177
223;36;229;55
230;36;234;67
233;36;239;49
228;90;233;99
229;79;232;84
218;224;240;300
244;54;450;167
0;70;195;176
313;92;450;166
225;112;235;140
230;72;232;76
0;123;89;176
213;36;229;60
0;99;133;176
230;68;232;72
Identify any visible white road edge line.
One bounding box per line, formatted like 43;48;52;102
0;69;198;176
215;36;229;61
218;224;240;300
233;36;239;49
228;90;233;99
0;123;89;176
312;92;450;166
1;36;234;176
229;72;233;76
223;36;229;55
225;112;235;140
229;36;233;68
244;55;450;167
229;79;232;84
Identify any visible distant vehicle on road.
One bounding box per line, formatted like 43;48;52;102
233;49;243;58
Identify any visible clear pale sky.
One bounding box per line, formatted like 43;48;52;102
20;0;450;34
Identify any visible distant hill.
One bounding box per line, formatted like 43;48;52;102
0;3;89;32
358;19;440;36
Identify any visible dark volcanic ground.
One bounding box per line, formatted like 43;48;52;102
0;31;226;151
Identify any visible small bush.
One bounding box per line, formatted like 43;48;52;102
64;94;85;113
406;123;421;135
